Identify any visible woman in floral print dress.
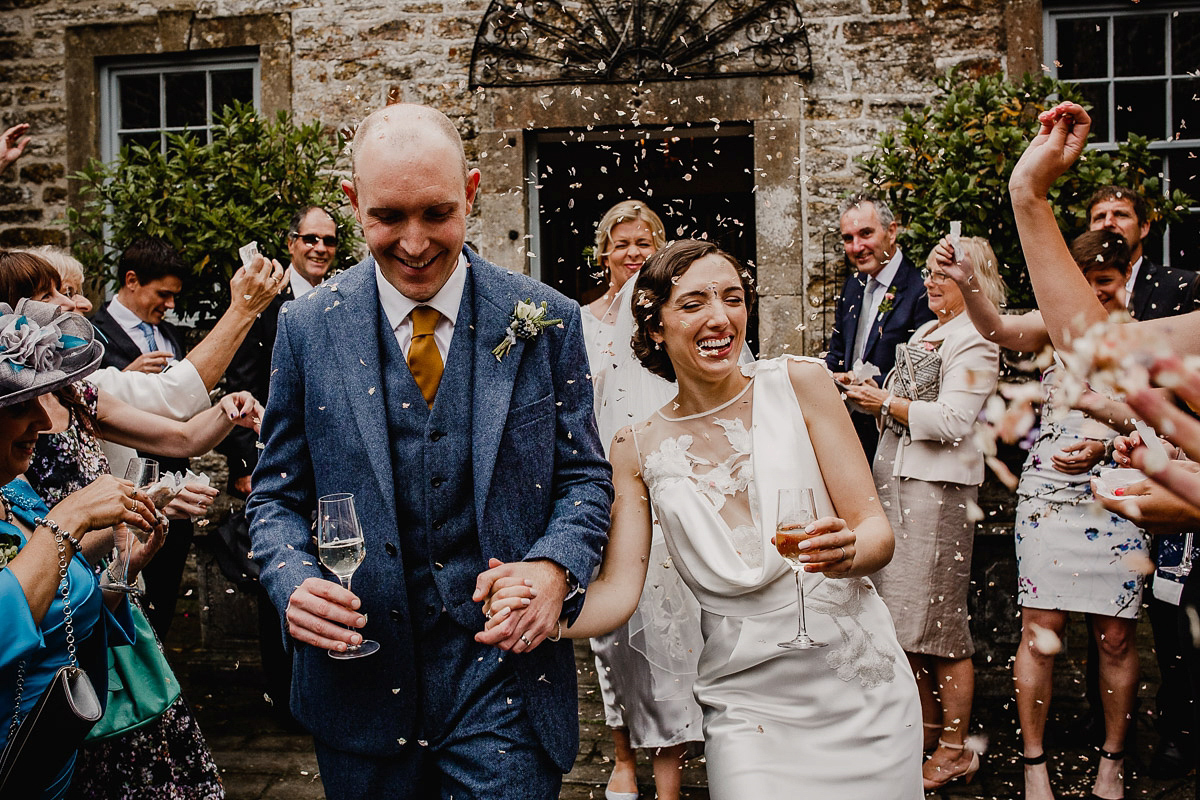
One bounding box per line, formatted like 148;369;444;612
939;229;1147;800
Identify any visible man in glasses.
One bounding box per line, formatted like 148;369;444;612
218;205;339;724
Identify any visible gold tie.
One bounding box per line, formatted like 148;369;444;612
407;306;443;408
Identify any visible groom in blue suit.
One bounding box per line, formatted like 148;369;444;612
247;104;613;799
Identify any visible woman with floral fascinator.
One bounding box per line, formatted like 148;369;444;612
0;299;165;799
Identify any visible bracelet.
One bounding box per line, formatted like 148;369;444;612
35;517;82;552
547;619;563;642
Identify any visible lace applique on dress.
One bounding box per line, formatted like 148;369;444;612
808;579;897;688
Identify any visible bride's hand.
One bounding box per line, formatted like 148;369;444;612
476;559;536;631
773;516;856;576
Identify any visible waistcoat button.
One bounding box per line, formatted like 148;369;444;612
384;542;398;557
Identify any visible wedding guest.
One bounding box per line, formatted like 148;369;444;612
581;200;701;800
941;215;1147;800
843;238;1002;789
1009;99;1200;798
0;299;163;799
826;192;934;460
479;239;923;800
26;245;93;313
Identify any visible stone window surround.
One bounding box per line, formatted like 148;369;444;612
63;11;292;212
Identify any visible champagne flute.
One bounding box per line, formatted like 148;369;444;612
101;458;159;594
317;492;379;659
776;487;827;650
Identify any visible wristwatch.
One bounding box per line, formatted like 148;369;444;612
881;394;894;417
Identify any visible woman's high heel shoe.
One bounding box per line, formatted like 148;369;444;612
1087;748;1124;800
1020;751;1053;799
922;721;942;753
922;738;981;789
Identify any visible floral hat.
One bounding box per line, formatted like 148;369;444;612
0;298;104;408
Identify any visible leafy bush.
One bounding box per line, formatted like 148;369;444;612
857;70;1193;308
69;102;360;325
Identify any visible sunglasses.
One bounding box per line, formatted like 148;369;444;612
290;232;338;248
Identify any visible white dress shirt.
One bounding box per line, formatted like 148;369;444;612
105;295;178;360
852;249;905;365
1124;255;1143;304
288;265;319;299
376;252;467;360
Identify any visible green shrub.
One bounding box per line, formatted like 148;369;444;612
69;102;360;325
857;69;1193;308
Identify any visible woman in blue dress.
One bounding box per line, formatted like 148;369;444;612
0;298;163;799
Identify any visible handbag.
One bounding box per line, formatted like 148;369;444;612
884;341;942;436
85;600;181;742
0;530;102;797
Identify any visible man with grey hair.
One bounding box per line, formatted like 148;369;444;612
247;103;612;798
825;191;934;460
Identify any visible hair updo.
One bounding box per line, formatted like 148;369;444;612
629;239;756;382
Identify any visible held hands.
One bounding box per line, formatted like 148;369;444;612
772;515;857;576
219;391;264;433
473;558;569;652
286;576;367;653
123;350;174;374
1010;101;1092;199
231;254;286;317
1051;439;1107;475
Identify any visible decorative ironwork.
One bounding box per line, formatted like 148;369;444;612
469;0;813;88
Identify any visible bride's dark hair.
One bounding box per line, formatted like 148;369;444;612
630;239;756;381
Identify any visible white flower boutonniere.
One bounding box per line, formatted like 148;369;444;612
493;299;562;361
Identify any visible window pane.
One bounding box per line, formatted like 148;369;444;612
1168;213;1199;268
1076;82;1111;142
1168;148;1200;204
1172;12;1200;75
119;131;161;152
1057;17;1108;80
118;74;160;131
164;72;207;128
1174;78;1200;142
1115;80;1166;140
1113;14;1165;77
210;69;254;118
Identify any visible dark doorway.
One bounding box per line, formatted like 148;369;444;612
530;124;758;346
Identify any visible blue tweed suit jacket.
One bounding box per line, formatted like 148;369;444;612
246;248;613;769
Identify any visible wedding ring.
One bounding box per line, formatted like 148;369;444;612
520;634;532;646
839;546;848;562
484;610;493;620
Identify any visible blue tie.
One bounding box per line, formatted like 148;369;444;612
136;321;159;352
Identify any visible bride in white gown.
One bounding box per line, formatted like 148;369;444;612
477;240;922;798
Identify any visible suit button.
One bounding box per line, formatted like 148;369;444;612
430;430;445;441
389;609;403;622
425;605;436;617
431;477;443;488
385;542;397;557
433;520;444;531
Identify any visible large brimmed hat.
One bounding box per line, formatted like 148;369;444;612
0;298;104;408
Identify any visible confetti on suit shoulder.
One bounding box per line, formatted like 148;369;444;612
402;402;411;408
369;387;376;395
277;562;287;569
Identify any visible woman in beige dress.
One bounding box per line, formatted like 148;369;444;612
843;238;1002;790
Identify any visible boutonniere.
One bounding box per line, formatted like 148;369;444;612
492;299;563;361
876;285;900;316
0;532;19;568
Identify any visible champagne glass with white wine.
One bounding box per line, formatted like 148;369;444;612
317;492;379;659
101;457;159;594
775;487;827;650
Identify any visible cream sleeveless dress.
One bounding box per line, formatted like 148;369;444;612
634;357;922;798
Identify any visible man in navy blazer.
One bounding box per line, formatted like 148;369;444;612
246;105;612;799
825;192;934;460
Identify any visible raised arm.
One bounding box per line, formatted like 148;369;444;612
183;254;284;390
475;426;653;641
790;359;894;576
933;238;1051;353
93;388;260;457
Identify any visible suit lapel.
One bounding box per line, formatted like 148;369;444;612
91;306;143;367
322;260;397;521
862;278;891;360
468;253;524;532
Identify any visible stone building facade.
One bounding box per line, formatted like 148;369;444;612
0;0;1055;356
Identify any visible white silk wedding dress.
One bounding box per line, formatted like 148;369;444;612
633;357;923;799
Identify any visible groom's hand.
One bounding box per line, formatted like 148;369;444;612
286;577;368;653
474;558;567;653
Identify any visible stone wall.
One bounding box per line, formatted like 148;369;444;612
0;0;1041;355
